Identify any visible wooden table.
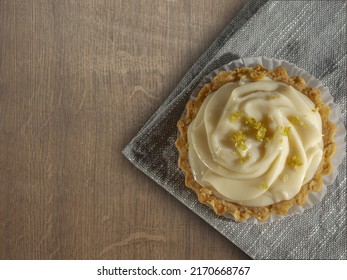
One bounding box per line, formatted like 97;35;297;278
0;0;250;259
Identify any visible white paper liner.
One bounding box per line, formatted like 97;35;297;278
186;56;346;224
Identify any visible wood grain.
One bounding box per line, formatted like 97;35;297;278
0;0;250;259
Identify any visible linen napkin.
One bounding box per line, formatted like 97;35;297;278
123;0;347;259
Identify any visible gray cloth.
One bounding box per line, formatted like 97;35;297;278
123;0;347;259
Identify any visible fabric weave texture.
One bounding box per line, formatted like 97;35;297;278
123;0;347;259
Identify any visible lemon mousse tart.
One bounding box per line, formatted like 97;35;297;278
176;65;336;222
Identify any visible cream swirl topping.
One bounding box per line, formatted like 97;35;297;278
187;77;323;206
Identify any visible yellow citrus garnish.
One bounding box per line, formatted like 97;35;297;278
280;126;291;136
259;183;269;190
245;117;260;129
288;116;306;127
256;126;267;141
229;111;243;123
230;130;247;151
287;155;303;169
245;116;267;141
288;116;301;125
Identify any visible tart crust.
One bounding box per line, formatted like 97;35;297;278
176;65;336;222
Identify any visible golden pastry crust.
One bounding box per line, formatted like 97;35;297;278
176;65;336;222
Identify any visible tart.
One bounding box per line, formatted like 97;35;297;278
176;65;336;222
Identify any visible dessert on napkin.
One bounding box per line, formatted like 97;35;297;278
176;65;336;222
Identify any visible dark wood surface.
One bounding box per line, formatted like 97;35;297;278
0;0;250;259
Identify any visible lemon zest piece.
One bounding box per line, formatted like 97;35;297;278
230;131;247;151
288;116;306;127
256;126;267;141
287;155;303;169
288;116;301;125
245;116;267;141
280;126;291;136
229;111;243;123
259;183;269;190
